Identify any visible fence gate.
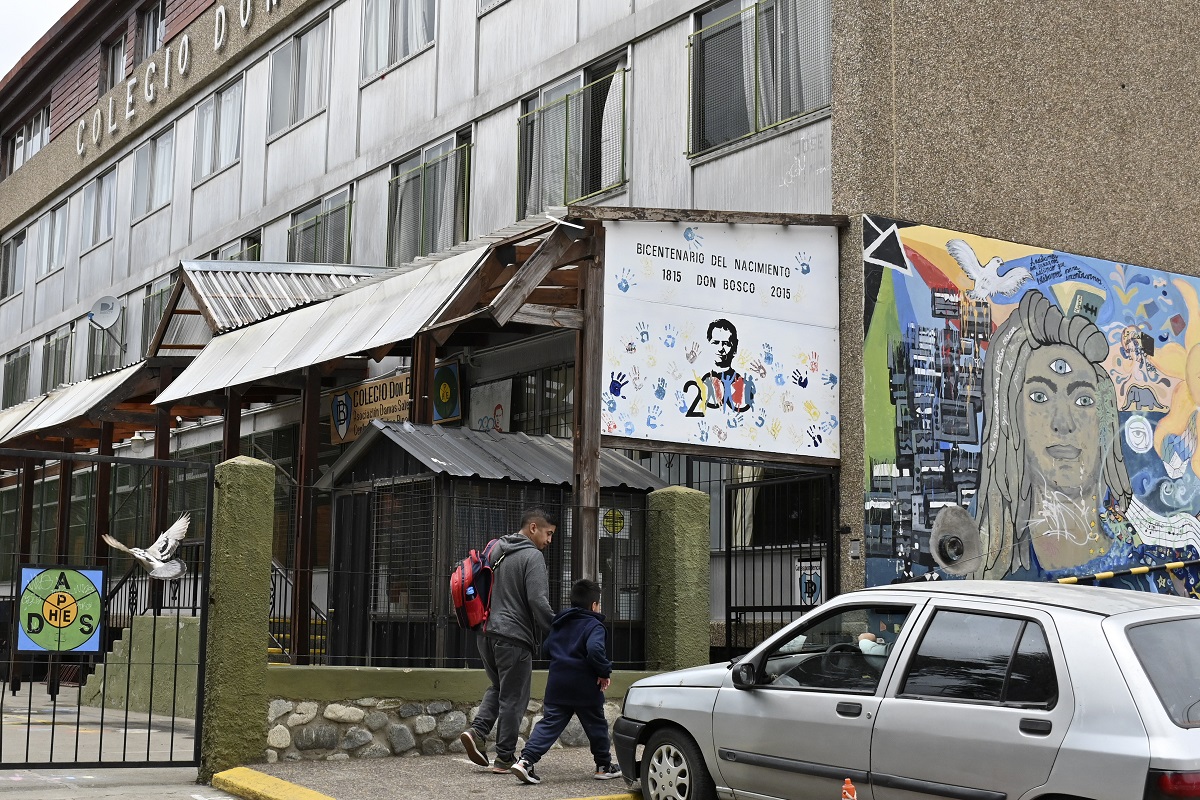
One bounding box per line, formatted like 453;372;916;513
724;470;837;656
0;448;213;768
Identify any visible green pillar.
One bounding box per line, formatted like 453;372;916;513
645;486;710;671
201;456;275;782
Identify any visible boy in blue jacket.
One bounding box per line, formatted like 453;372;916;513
510;579;621;784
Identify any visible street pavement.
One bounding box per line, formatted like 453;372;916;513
0;767;237;799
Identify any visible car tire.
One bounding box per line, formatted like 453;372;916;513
641;726;716;800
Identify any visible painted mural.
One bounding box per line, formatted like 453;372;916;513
863;215;1200;596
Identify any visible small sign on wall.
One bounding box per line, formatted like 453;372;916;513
793;556;825;607
468;379;512;433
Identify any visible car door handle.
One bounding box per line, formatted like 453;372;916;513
836;702;862;718
1019;718;1052;736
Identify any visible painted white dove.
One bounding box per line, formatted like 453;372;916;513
946;238;1032;301
103;513;190;580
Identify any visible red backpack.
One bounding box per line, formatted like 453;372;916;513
450;538;507;629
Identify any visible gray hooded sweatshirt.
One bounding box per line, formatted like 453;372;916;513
481;532;555;652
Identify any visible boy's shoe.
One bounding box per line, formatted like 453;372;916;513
491;755;516;774
511;758;542;785
595;763;623;780
460;730;489;767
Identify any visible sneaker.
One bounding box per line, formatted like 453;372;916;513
491;756;516;774
460;730;489;767
595;763;623;780
511;758;542;785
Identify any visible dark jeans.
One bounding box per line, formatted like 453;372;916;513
471;636;532;762
520;702;612;767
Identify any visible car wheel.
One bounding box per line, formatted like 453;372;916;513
641;727;716;800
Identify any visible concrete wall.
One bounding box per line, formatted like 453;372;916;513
831;0;1200;592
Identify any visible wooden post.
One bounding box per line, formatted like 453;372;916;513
572;224;605;581
151;405;171;613
95;422;113;564
54;439;74;560
290;367;321;665
222;387;242;461
410;334;437;425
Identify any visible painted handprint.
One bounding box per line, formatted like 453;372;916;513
609;371;629;397
603;418;618;434
667;361;682;381
602;391;617;413
676;390;688;414
806;351;819;372
768;419;782;438
820;414;840;433
616;269;637;293
714;426;728;442
726;414;743;429
803;400;820;420
795;251;812;275
619;413;635;436
791;369;809;389
631;366;644;391
762;344;774;365
774;373;786;386
749;359;767;379
654;377;667;400
806;425;824;447
755;410;767;428
781;394;795;413
822;371;838;387
661;324;678;348
646;405;662;429
684;341;700;363
636;322;650;343
697;421;710;443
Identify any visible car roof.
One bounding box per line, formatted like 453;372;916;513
857;579;1200;616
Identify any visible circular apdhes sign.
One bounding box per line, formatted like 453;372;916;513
18;567;104;652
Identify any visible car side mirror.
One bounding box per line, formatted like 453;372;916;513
732;661;758;689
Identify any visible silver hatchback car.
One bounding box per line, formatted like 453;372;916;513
615;581;1200;800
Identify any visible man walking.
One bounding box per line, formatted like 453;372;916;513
460;509;557;773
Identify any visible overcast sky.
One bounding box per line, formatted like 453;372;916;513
1;2;78;81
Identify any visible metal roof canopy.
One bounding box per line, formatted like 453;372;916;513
317;420;666;491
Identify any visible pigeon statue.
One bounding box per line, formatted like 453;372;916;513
946;238;1033;301
102;513;190;580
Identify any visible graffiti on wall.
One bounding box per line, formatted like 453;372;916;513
863;215;1200;596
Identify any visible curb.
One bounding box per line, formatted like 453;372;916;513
561;795;639;800
213;767;337;800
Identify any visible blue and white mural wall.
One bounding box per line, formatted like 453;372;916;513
601;220;840;458
863;214;1200;596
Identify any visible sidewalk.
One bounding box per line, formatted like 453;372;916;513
214;747;640;800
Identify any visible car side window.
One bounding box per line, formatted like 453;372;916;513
761;604;913;694
900;609;1057;707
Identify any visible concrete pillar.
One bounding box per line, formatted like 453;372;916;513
645;486;710;671
201;456;275;782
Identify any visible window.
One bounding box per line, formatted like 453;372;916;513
361;0;435;78
387;135;470;266
142;274;176;356
518;61;626;218
269;18;330;135
288;187;352;264
37;204;68;277
138;0;165;63
901;610;1057;706
87;303;125;377
2;345;29;408
1;231;26;300
204;231;262;261
3;105;51;177
133;126;176;217
41;324;74;393
194;78;243;181
1128;618;1200;727
510;364;574;438
101;35;127;93
82;169;117;248
687;0;831;156
759;605;912;693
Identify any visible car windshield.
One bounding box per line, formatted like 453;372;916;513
1127;617;1200;727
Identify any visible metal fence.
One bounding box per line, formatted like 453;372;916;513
0;447;212;768
287;200;354;264
387;143;471;267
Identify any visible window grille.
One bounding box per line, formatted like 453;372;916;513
687;0;831;156
289;198;353;264
88;308;125;377
387;143;470;267
509;363;574;438
41;325;73;393
2;345;29;408
142;274;175;356
372;479;436;618
518;69;626;218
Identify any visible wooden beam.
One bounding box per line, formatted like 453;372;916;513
524;287;578;307
508;304;583;329
222;387;242;461
488;226;579;325
542;267;580;288
565;205;852;228
572;224;605;583
148;275;187;356
95;422;113;566
290;367;321;665
553;239;593;268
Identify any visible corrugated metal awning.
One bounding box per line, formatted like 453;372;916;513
0;397;45;442
317;420;666;491
153;246;488;405
1;363;145;443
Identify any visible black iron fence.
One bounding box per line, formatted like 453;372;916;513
0;448;212;768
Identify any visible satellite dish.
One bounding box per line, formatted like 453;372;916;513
88;296;121;329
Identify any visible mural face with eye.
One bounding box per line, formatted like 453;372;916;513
1021;344;1103;494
